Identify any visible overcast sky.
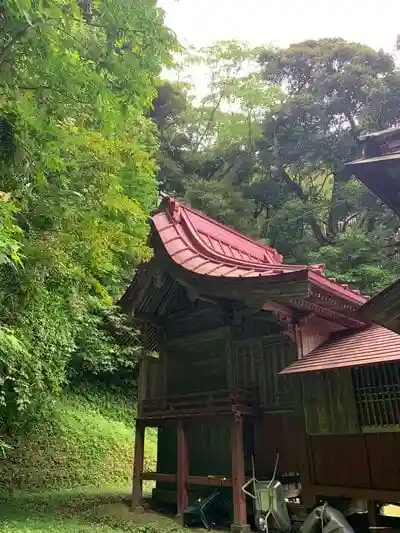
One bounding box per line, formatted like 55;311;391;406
159;0;400;52
158;0;400;97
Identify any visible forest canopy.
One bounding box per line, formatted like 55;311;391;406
155;38;400;296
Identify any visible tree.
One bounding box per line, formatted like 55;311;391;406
0;0;176;424
155;38;400;295
154;41;282;236
254;38;400;288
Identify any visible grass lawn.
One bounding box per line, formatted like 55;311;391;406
0;389;161;532
1;515;124;533
2;486;400;533
0;488;186;533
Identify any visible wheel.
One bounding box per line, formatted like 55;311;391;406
255;511;267;532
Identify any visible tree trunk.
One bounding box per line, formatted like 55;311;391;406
279;167;332;246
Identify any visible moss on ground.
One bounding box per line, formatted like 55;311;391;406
0;388;157;492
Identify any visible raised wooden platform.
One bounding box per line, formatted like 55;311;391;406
139;389;260;420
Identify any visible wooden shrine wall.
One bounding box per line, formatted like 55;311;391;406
254;412;301;476
301;363;400;495
142;309;297;407
166;328;229;395
233;334;296;410
309;433;400;490
148;309;300;505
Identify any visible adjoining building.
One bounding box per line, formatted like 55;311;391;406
347;126;400;333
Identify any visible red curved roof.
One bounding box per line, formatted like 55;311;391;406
152;197;366;306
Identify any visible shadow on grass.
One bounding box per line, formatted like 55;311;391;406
0;487;189;533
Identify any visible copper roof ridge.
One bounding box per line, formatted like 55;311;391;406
154;196;367;303
162;195;283;263
175;208;286;270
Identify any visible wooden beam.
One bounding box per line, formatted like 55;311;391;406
137;356;148;419
137;412;237;425
141;472;177;483
141;472;232;487
310;484;400;502
230;414;249;533
132;420;145;510
166;326;230;349
177;419;189;522
189;476;232;487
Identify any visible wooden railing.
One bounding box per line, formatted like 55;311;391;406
139;388;259;419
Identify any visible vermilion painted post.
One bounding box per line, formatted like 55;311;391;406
230;414;249;533
132;419;145;511
177;418;189;522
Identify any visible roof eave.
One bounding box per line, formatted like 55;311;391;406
346;145;400;217
358;279;400;334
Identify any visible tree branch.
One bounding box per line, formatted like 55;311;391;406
0;24;31;67
192;91;225;153
279;166;333;246
342;212;359;232
15;85;91;104
315;170;331;198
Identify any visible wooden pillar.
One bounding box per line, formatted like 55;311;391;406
368;500;378;527
132;419;145;511
294;324;316;510
177;418;189;522
231;414;250;533
137;356;148;418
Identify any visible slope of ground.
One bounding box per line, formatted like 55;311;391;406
0;387;156;492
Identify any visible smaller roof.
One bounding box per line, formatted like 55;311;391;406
358;126;400;157
346;126;400;216
358;126;400;142
358;278;400;334
347;152;400;166
280;324;400;375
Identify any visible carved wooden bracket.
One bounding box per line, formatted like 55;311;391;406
262;302;296;341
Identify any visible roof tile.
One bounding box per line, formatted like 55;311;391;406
280;324;400;374
151;197;366;306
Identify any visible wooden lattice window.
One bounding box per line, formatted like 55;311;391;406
352;363;400;430
142;322;160;354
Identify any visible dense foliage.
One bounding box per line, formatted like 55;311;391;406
2;2;400;437
0;0;176;425
155;39;400;295
0;388;156;491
